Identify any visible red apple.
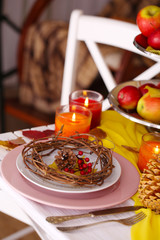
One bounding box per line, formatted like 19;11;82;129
135;33;148;48
157;82;160;88
148;27;160;49
136;5;160;37
117;86;142;110
139;83;156;95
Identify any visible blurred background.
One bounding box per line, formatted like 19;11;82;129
1;0;111;133
0;0;160;239
2;0;109;87
1;0;160;133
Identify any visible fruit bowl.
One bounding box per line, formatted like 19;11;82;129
133;35;160;59
108;80;160;130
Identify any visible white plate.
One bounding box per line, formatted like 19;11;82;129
16;150;121;194
1;146;139;209
108;80;160;130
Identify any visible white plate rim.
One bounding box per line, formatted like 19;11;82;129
16;152;121;194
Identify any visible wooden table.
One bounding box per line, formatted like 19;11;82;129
0;124;135;240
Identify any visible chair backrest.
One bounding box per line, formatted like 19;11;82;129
60;9;160;110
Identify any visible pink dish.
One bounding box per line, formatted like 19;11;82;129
0;146;140;210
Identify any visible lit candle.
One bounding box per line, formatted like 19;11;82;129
138;132;160;172
69;90;103;129
55;105;92;137
154;145;160;154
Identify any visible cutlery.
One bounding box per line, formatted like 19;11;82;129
46;206;143;224
57;212;146;231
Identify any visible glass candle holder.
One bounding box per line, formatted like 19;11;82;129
138;132;160;172
55;104;92;137
69;90;103;129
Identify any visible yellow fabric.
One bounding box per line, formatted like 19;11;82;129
100;110;160;240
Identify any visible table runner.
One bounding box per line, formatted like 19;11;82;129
100;110;160;240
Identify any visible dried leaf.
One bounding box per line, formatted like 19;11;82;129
22;130;55;140
0;137;25;150
0;140;14;150
9;137;26;145
122;145;139;153
22;130;46;139
42;129;55;137
89;128;107;139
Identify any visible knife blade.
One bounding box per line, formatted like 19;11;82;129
46;206;143;224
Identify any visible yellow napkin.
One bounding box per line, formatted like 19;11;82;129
99;110;160;240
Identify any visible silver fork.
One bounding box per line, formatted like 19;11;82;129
57;212;146;232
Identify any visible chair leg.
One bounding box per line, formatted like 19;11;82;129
114;50;133;84
2;226;34;240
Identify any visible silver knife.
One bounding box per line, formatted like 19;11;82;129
46;206;143;224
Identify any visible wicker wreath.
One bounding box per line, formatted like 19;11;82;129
22;133;113;187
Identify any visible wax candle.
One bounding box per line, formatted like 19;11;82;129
138;132;160;172
55;105;92;137
69;90;103;129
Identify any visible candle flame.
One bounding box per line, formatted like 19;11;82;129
154;145;160;154
84;97;89;107
72;113;76;122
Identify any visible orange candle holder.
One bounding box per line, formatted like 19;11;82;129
138;132;160;172
69;90;103;129
55;104;92;137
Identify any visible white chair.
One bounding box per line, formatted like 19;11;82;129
61;9;160;110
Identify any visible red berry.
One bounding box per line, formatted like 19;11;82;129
64;168;69;172
85;157;89;162
78;151;83;155
80;170;85;175
88;163;92;167
87;168;92;173
83;163;87;169
70;169;75;174
79;165;83;170
78;159;83;165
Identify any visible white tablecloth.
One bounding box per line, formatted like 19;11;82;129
0;125;134;240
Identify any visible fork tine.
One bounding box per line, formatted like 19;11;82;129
124;212;146;225
132;212;146;224
131;212;146;222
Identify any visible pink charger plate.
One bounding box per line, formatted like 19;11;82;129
0;145;140;210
